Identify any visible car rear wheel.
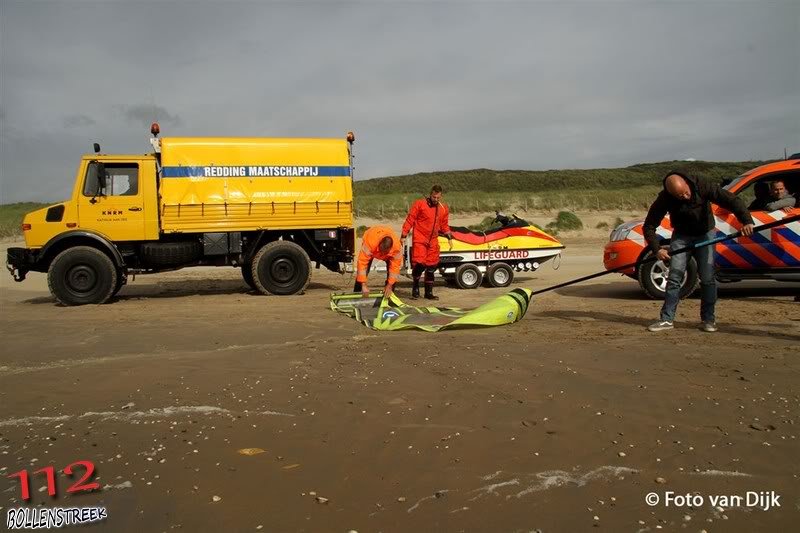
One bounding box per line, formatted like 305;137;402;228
637;250;699;299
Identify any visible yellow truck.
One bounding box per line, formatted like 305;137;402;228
6;125;356;305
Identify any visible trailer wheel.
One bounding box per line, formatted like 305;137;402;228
251;241;311;295
48;246;118;306
637;250;699;299
486;263;514;288
241;262;256;290
455;263;482;289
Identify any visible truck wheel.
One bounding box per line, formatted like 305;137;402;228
486;263;514;287
250;241;311;295
455;263;482;289
48;246;118;306
637;250;699;299
241;262;256;290
112;271;127;296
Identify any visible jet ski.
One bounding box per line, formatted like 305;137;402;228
405;212;564;289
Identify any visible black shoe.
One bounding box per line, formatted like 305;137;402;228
411;286;420;299
424;288;439;300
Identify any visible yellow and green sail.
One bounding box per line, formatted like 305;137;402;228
329;288;532;332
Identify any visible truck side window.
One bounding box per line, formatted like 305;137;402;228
83;164;139;197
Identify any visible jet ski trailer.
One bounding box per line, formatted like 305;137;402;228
404;212;565;289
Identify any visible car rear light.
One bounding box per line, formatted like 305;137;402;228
22;223;31;231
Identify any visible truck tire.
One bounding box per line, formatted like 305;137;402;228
112;271;126;296
637;250;699;300
455;263;482;289
486;263;514;288
47;246;118;306
250;241;311;295
141;241;201;267
241;262;256;290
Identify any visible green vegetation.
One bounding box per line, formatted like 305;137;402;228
596;221;609;230
0;203;48;239
467;216;497;231
353;160;765;218
356;225;368;237
355;187;661;219
354;160;761;195
546;211;583;235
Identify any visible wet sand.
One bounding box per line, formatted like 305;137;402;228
1;236;798;532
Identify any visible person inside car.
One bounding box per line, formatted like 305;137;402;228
764;179;797;212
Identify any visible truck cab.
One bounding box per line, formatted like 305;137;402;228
21;155;161;251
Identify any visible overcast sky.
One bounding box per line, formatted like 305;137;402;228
1;0;798;203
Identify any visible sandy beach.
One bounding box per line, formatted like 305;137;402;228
1;221;798;532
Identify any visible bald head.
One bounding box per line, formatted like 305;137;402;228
379;236;393;253
665;174;692;201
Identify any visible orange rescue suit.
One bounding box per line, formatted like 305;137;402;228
355;226;403;286
402;198;451;266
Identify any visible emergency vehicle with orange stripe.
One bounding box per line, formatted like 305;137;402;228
603;158;800;298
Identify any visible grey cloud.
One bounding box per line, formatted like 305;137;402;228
0;0;798;203
116;104;182;129
63;114;96;129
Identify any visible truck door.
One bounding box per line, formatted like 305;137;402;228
77;161;147;241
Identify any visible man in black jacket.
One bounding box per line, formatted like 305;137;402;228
644;171;754;333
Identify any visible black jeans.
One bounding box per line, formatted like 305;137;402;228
412;263;437;285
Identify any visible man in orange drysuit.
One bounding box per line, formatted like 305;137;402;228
354;226;403;299
401;185;453;300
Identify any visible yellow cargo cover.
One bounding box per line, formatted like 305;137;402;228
159;137;353;232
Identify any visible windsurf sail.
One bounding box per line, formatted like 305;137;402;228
329;288;532;332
